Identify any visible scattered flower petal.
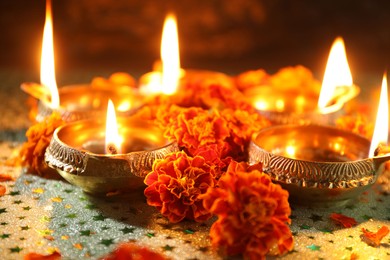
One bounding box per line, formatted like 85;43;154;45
100;242;167;260
330;213;358;228
0;185;6;196
360;226;389;247
23;251;61;260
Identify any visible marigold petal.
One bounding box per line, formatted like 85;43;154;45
330;213;358;228
361;226;389;247
0;185;6;196
24;251;61;260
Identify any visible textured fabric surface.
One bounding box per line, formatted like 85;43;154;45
0;142;389;259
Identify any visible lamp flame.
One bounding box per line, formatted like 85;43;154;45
318;37;353;109
40;0;59;109
369;73;388;157
161;14;180;95
105;100;122;154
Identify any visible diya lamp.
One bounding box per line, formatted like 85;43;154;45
45;99;179;195
246;37;359;125
249;73;389;207
21;0;144;122
139;14;234;96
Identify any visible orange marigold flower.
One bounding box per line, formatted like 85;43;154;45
235;69;269;91
174;81;254;112
190;143;233;169
24;251;61;260
220;108;270;155
336;113;373;138
91;72;136;89
156;106;269;164
0;173;15;182
330;213;358;228
144;151;219;223
100;242;167;260
360;226;389;247
201;161;293;259
19;112;64;175
157;106;230;151
0;184;6;196
269;66;321;94
204;84;255;111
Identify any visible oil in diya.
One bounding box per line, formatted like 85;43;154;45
241;38;359;125
45;100;179;195
248;74;389;208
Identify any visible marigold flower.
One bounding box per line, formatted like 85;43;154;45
0;185;6;196
220;108;270;156
24;251;61;260
19;112;64;176
91;72;136;89
360;226;389;247
157;80;254;112
330;213;358;228
157;106;230;151
201;161;293;259
100;242;167;260
336;113;373;138
190;143;233;169
269;65;321;95
235;69;269;91
0;173;15;182
144;151;219;223
156;106;269;164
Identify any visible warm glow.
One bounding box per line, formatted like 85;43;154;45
318;37;353;110
369;73;388;157
105;100;123;154
40;0;59;108
285;145;296;158
254;100;267;110
117;100;132;112
161;14;181;95
275;99;285;112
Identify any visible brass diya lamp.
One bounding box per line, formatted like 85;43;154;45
22;82;144;122
242;37;359;125
248;124;390;207
44;101;179;194
24;2;144;123
244;83;359;125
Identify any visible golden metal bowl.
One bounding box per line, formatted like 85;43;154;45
244;85;360;125
44;117;179;194
22;83;144;122
248;124;389;207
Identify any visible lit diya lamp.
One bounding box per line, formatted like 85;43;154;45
248;73;389;207
45;99;179;194
243;37;359;125
139;14;234;95
21;0;143;122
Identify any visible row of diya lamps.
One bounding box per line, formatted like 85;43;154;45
21;1;390;208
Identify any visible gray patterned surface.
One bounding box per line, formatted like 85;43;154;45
0;142;390;259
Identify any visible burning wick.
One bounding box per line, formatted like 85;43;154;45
105;99;122;154
106;143;118;155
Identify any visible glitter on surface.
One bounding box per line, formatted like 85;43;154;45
0;142;389;259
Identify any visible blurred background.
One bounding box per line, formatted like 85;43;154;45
0;0;389;131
